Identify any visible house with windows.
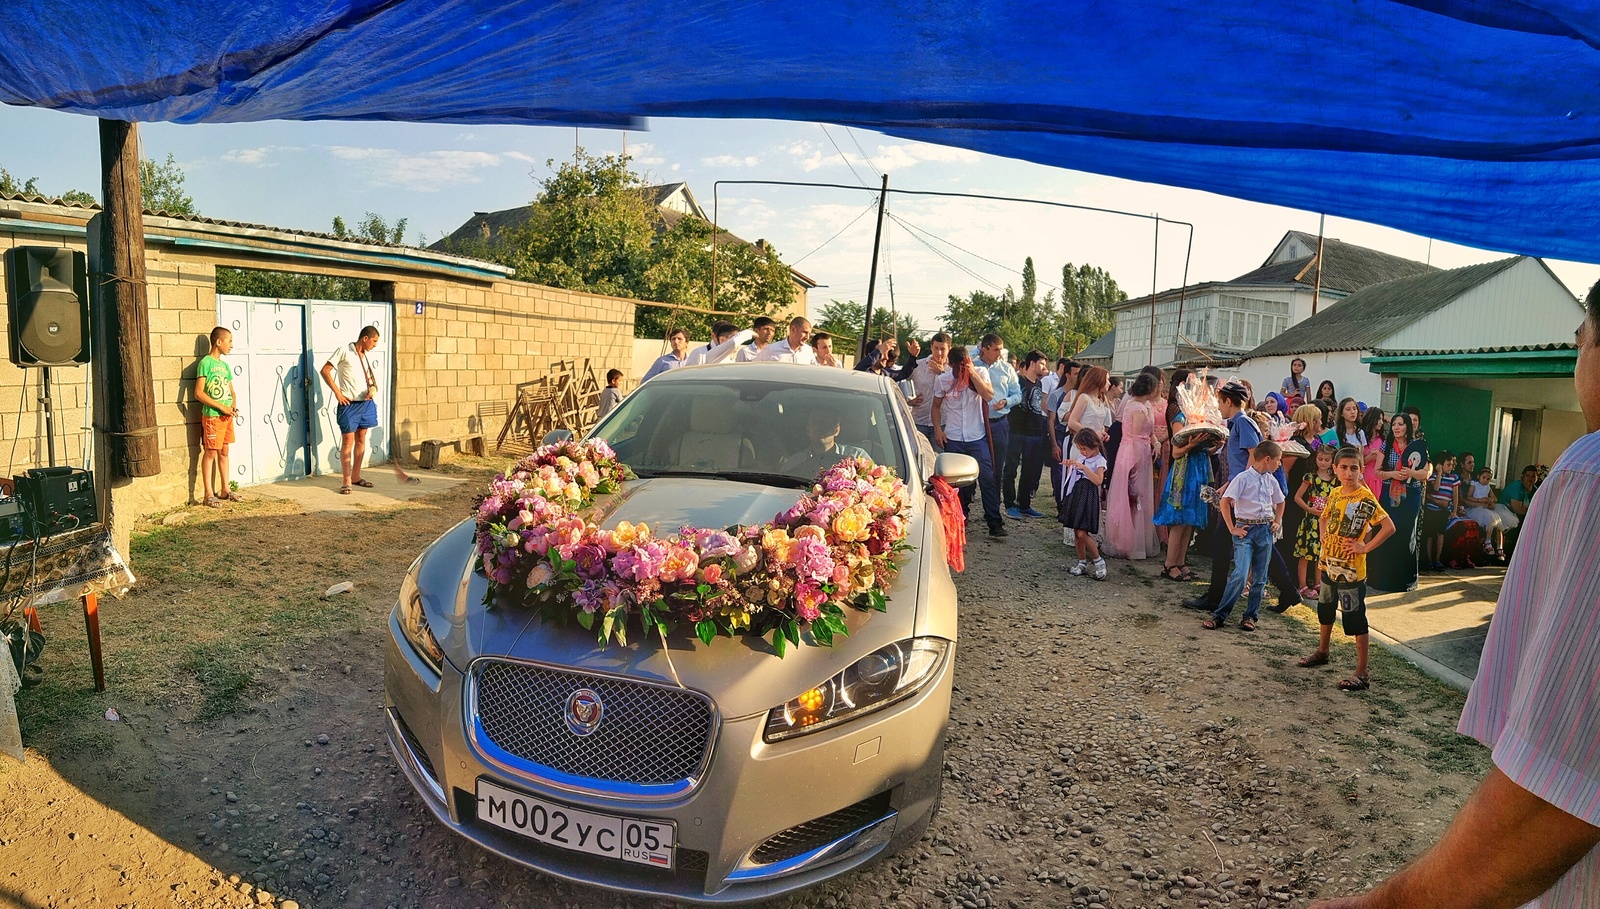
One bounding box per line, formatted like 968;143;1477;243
1109;231;1435;374
1232;255;1584;482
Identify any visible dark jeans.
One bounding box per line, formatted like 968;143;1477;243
1199;508;1300;606
916;423;942;454
1007;432;1048;511
1049;425;1069;502
944;437;1003;531
988;418;1012;506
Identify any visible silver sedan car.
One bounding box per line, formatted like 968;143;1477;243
385;362;976;902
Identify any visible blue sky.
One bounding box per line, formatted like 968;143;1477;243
3;105;1596;334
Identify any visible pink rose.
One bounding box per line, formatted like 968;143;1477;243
698;563;723;585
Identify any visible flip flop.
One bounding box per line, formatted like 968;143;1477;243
340;485;353;495
1239;618;1257;632
1297;651;1330;668
404;476;423;485
1200;617;1225;630
352;479;375;488
1338;675;1371;691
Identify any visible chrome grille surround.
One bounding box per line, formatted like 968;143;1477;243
467;657;718;801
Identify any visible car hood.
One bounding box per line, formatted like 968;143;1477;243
419;478;928;719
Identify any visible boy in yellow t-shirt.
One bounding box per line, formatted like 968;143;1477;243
1298;446;1396;691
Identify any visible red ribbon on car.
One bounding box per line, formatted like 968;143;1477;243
929;476;966;573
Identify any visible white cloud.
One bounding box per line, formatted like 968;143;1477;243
455;132;479;141
503;151;537;164
220;145;299;167
789;138;981;174
628;141;665;166
701;154;762;168
321;146;516;191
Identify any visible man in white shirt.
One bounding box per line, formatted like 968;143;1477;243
641;328;691;382
755;316;817;364
907;332;951;451
812;332;843;368
734;317;778;362
686;321;754;366
933;348;1006;537
320;325;394;495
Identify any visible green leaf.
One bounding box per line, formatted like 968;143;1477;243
614;612;629;647
812;622;834;646
601;609;616;643
869;589;888;612
697;583;712;596
696;620;717;646
821;602;844;617
772;628;787;658
784;619;800;646
576;609;594;631
825;614;849;635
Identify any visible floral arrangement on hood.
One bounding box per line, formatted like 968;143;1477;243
473;440;912;657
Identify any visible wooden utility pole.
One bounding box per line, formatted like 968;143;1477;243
96;119;161;478
860;174;889;356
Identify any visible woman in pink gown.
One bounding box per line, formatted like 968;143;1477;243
1360;406;1387;492
1103;373;1162;560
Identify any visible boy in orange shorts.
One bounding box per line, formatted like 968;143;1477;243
195;326;240;507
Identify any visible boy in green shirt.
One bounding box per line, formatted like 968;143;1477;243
194;326;239;507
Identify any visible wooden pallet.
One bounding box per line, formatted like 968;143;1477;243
493;359;604;453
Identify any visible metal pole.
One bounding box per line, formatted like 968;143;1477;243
1311;213;1326;316
1148;215;1160;365
41;367;56;467
860;174;889;356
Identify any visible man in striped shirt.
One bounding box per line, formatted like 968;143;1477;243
1313;283;1600;907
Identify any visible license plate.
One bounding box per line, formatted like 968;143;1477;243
475;779;675;869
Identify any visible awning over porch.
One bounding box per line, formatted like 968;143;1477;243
1363;343;1577;380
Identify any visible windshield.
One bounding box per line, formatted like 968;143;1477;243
590;379;910;485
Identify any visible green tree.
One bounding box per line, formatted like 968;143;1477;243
0;167;40;195
442;148;798;339
1021;257;1037;308
332;213;408;244
214;267;372;301
1059;262;1124;355
58;188;96;206
814;300;920;354
139;153;198;215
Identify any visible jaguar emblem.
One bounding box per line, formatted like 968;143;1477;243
564;688;604;736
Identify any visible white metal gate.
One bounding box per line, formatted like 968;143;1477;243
215;295;394;487
216;297;310;487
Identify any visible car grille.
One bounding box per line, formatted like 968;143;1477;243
750;792;893;865
473;660;715;789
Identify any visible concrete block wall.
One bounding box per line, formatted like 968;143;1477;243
385;277;635;463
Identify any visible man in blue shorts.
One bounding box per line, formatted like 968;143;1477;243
320;325;385;494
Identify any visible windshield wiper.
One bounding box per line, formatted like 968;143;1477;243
633;468;813;489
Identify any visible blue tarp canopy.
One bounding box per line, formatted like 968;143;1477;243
3;1;1600;264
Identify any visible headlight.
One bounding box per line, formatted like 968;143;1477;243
395;559;444;675
764;638;949;742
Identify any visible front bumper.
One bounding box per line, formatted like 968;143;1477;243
383;619;952;903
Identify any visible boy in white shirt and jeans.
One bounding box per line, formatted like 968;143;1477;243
1203;439;1286;631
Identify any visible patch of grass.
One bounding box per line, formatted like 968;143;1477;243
1408;725;1491;777
181;640;260;720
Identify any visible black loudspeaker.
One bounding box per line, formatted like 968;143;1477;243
4;246;91;368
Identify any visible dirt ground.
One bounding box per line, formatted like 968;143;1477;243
0;464;1490;909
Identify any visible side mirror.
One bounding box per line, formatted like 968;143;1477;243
933;452;979;487
542;429;574;446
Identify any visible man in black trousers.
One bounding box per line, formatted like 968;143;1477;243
1181;382;1303;613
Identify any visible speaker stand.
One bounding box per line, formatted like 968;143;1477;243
39;366;56;468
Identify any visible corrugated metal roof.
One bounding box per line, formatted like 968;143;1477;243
1077;329;1115;359
1230;232;1438;293
0;189;423;250
1367;341;1576;357
1244;256;1525;357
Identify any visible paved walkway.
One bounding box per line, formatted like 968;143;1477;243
1365;565;1505;690
249;468;464;514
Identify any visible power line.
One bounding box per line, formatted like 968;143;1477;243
790;198;880;266
845;127;882;179
818;125;870;187
890;212;1061;294
890;213;1005;292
